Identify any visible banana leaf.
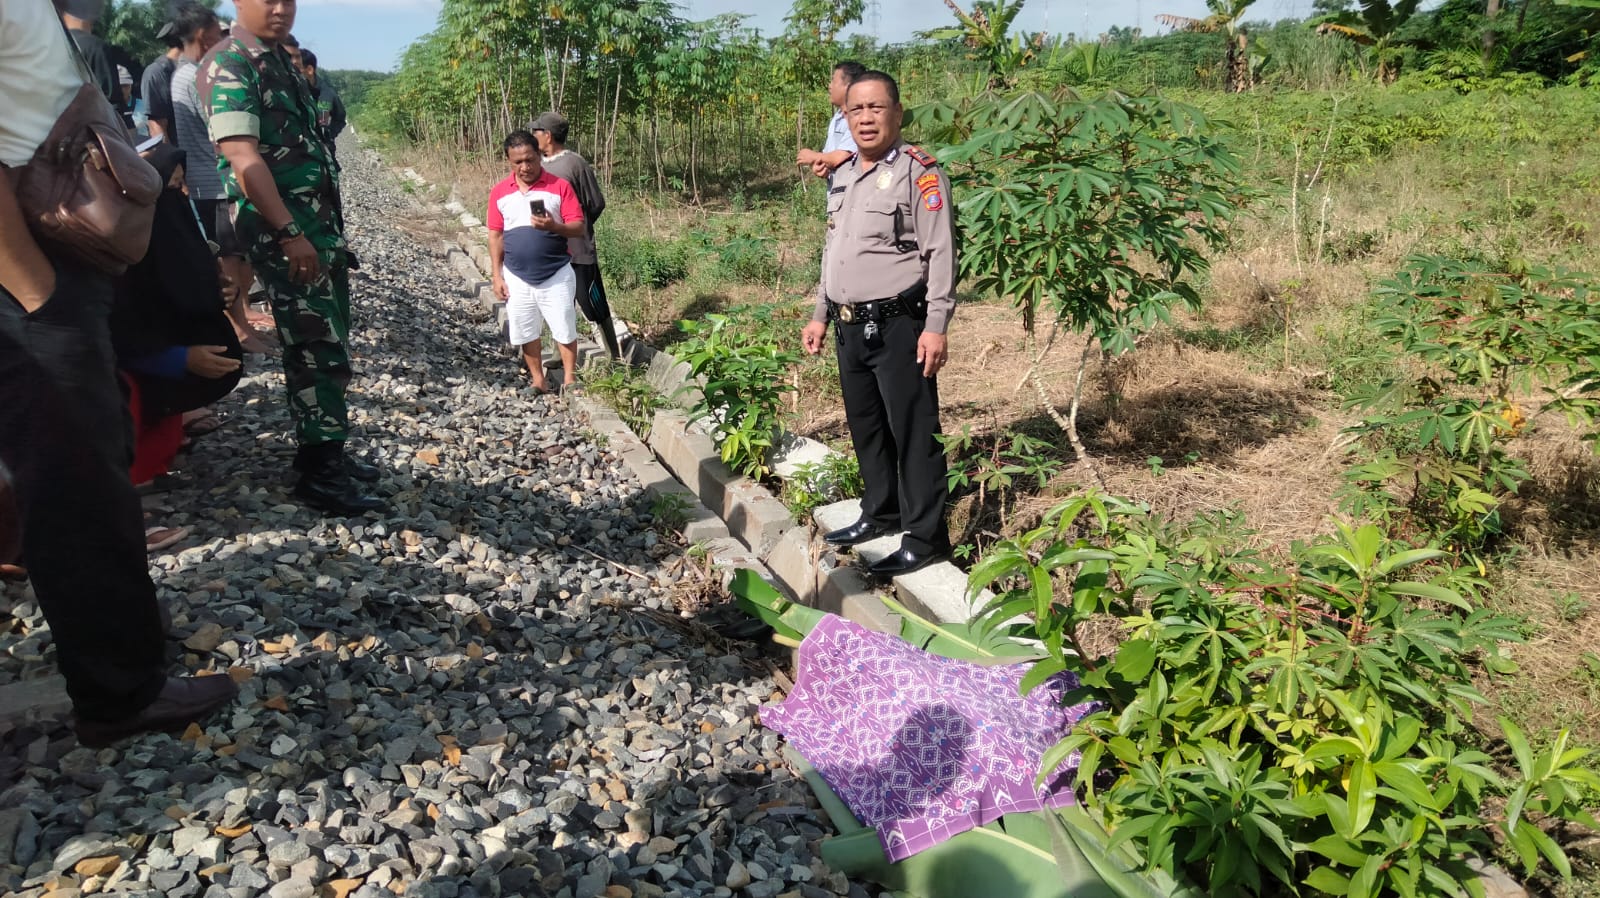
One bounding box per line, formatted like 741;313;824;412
789;748;1118;898
880;594;1042;661
728;568;826;643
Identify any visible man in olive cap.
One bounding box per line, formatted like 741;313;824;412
530;111;622;360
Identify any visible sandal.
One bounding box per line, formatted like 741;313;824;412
145;526;190;553
183;413;223;437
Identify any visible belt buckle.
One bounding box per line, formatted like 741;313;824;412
838;304;855;323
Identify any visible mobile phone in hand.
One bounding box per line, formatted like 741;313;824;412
530;199;547;217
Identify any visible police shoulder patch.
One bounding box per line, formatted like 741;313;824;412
922;189;944;212
916;172;940;192
904;144;938;168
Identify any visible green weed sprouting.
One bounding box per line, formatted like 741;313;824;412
780;454;864;520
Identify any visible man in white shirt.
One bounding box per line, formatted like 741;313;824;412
796;60;865;181
0;0;237;746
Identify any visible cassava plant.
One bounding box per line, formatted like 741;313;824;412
1341;255;1600;564
674;314;800;480
913;90;1245;485
968;493;1600;897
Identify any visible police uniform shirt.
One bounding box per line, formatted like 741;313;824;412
813;141;957;335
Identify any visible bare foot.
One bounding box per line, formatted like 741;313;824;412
240;333;272;354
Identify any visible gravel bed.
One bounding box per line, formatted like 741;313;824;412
0;138;860;898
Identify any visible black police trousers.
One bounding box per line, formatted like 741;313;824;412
0;260;167;721
836;313;950;555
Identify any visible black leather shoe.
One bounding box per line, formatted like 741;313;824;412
868;547;946;578
824;519;893;547
294;443;385;515
75;674;239;747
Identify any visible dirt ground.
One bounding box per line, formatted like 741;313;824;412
792;299;1352;551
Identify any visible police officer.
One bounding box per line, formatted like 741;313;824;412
202;0;383;515
801;70;955;578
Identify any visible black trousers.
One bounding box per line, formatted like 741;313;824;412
572;261;621;359
836;314;950;555
0;261;166;721
193;198;221;243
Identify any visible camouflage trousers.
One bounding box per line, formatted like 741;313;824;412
257;259;353;446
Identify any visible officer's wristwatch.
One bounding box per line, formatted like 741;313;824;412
272;220;304;243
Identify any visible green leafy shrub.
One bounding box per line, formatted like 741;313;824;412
939;425;1064;530
600;221;691;290
697;231;782;285
584;360;665;438
1341;255;1600;562
675;313;800;479
780;453;864;520
968;493;1600;897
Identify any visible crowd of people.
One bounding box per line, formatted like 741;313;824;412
1;0;957;751
1;0;388;747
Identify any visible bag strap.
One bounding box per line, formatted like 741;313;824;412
55;17;97;88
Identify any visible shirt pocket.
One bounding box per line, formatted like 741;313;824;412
861;190;907;245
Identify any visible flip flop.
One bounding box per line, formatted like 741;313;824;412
183;414;223;437
145;526;190;553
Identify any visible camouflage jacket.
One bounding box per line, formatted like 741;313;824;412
197;24;345;265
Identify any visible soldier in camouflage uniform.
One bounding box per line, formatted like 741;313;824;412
199;0;382;515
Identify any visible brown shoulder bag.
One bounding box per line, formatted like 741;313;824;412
11;24;161;275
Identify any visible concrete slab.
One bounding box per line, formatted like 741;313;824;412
467;244;493;278
812;499;980;625
703;536;766;583
892;565;981;625
569;395;729;545
458;212;483;229
644;351;695;404
770;432;839;480
763;525;823;604
650;411;733;519
815;499;863;533
721;480;795;557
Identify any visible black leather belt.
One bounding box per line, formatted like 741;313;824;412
827;296;915;324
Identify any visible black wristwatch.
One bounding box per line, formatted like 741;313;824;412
272;220;304;243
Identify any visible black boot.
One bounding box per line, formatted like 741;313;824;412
293;442;385;515
343;454;382;483
293;443;382;482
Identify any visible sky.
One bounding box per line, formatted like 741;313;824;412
234;0;1332;74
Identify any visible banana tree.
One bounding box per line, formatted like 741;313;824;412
1311;0;1423;83
1155;0;1260;92
926;0;1044;89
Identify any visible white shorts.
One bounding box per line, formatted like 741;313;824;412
504;264;578;347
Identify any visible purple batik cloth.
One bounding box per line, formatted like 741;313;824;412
761;614;1098;862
